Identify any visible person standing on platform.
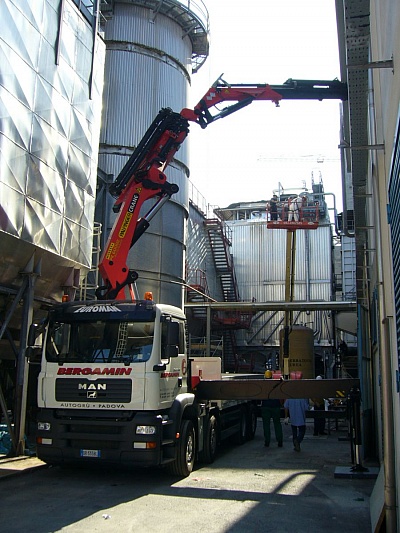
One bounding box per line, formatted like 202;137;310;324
269;194;278;221
288;195;303;221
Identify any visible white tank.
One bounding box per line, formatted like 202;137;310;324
98;1;209;307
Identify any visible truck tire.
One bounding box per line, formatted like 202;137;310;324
246;404;257;440
235;407;248;445
167;419;196;477
202;414;218;464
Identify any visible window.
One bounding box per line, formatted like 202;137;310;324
45;320;154;364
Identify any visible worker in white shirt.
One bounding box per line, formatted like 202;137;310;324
288;195;303;221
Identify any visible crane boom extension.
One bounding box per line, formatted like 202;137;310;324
180;76;348;128
98;76;348;300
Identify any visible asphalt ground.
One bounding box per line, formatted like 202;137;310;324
0;418;378;532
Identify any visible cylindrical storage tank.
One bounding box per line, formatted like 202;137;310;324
98;1;208;307
279;325;314;378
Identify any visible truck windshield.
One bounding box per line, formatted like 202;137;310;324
45;320;154;364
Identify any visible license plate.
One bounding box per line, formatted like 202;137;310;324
80;449;101;458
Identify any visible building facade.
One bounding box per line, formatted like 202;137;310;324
337;0;400;529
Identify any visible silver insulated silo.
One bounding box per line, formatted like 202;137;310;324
98;1;209;307
0;1;105;305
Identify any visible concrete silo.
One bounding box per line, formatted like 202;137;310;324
98;1;209;308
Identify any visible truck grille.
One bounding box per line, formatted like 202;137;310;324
55;378;132;403
72;439;120;450
52;410;134;451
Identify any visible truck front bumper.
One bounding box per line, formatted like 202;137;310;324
36;409;172;467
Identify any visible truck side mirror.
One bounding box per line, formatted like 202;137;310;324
27;324;39;360
165;321;179;358
28;323;38;347
166;321;179;345
27;322;46;359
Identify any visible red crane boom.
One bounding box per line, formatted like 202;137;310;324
97;76;347;300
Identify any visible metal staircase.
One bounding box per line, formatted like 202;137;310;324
203;218;255;371
185;269;210;320
222;330;237;372
204;219;239;302
185;218;255;372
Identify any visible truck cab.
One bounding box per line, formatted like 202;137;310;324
34;299;190;469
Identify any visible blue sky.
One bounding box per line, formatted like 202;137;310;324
187;0;343;215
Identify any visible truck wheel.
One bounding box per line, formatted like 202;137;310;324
246;404;257;440
167;419;196;477
202;415;218;464
235;408;247;445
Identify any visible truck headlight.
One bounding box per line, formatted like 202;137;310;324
37;422;51;431
136;425;156;435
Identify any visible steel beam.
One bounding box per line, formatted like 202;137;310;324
194;377;359;400
185;301;357;312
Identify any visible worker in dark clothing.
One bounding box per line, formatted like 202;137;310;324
262;398;283;447
261;370;283;447
269;194;278;220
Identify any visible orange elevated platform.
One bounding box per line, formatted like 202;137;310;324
266;199;320;230
267;220;319;230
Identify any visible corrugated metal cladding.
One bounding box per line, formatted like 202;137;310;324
0;0;105;299
100;51;188;155
229;220;334;346
99;1;198;306
388;121;400;372
129;201;186;307
105;3;192;71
